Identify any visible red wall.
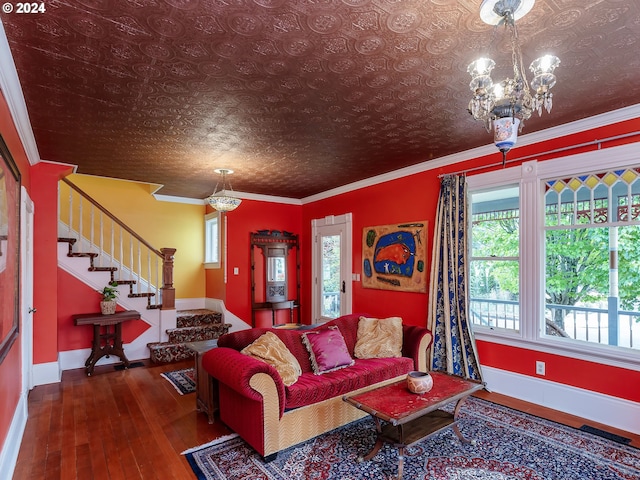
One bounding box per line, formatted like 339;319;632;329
301;171;440;327
223;200;303;328
477;341;640;403
0;91;31;459
57;269;150;350
31;162;73;364
297;118;640;402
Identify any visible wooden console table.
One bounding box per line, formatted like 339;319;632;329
73;310;141;376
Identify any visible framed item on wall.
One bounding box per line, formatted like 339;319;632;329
0;135;21;363
362;221;428;293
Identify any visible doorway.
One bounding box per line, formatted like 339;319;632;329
311;213;352;324
20;187;34;393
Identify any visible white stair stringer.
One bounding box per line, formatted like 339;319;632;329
57;220;160;302
58;242;177;368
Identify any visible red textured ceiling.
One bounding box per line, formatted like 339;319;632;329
2;0;640;199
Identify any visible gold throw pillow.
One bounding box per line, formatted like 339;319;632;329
241;331;302;386
354;316;403;359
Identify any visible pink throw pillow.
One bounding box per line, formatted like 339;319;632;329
301;326;354;375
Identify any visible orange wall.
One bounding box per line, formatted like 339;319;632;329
0;91;31;459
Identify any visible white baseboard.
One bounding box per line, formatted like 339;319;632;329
205;298;250;332
481;365;640;435
175;298;206;311
0;390;27;480
32;360;61;386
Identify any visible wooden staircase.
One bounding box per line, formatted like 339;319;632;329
147;309;231;363
59;237;158;308
58;177;230;365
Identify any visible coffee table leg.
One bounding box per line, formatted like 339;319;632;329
397;446;405;480
358;417;384;462
452;397;477;446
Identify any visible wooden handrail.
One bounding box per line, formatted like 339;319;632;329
61;177;163;258
61;177;175;309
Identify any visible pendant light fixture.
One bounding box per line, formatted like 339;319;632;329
207;168;242;212
467;0;560;164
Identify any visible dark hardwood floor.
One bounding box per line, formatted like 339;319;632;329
13;360;639;479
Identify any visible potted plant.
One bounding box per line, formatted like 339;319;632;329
98;281;119;315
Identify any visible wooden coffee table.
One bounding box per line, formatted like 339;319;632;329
343;371;484;479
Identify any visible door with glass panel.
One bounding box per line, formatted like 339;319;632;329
312;214;352;324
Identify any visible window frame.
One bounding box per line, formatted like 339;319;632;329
466;143;640;370
204;211;221;269
469;185;522;335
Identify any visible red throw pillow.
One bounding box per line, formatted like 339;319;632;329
301;326;354;374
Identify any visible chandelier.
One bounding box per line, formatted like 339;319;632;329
467;0;560;158
207;168;242;212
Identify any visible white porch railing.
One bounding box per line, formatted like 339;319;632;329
470;298;640;350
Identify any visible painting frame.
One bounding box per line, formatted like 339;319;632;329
0;134;21;364
362;220;428;293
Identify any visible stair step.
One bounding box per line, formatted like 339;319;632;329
68;252;98;258
129;292;155;298
167;324;231;343
147;342;196;364
176;308;223;328
88;266;118;272
148;320;230;364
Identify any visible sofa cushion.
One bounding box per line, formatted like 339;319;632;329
301;326;354;374
241;331;302;386
284;357;414;409
354;316;403;359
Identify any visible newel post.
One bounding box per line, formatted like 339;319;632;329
161;247;176;310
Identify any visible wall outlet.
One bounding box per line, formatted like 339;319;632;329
535;361;545;376
233;267;239;275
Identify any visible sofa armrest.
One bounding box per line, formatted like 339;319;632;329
402;325;433;372
202;347;287;417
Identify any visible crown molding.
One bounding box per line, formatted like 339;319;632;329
0;22;40;166
156;190;302;206
301;104;640;204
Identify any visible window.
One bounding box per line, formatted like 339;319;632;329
469;186;520;333
204;212;221;269
467;144;640;367
543;169;640;349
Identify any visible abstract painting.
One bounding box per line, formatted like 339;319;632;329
362;221;428;293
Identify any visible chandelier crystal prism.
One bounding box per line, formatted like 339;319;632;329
468;0;560;156
207;168;242;212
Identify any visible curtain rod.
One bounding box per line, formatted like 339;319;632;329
439;130;640;178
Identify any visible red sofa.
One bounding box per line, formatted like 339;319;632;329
202;313;433;460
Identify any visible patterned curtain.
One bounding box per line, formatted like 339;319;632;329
427;175;483;381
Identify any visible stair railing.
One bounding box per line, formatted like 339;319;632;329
59;177;175;310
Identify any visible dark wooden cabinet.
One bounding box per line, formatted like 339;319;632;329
250;231;300;327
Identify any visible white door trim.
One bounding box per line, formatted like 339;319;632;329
311;213;353;323
20;186;34;393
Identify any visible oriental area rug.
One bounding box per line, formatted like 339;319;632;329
183;397;639;480
161;367;196;395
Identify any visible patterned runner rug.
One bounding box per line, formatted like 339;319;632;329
161;367;196;395
183;397;639;480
